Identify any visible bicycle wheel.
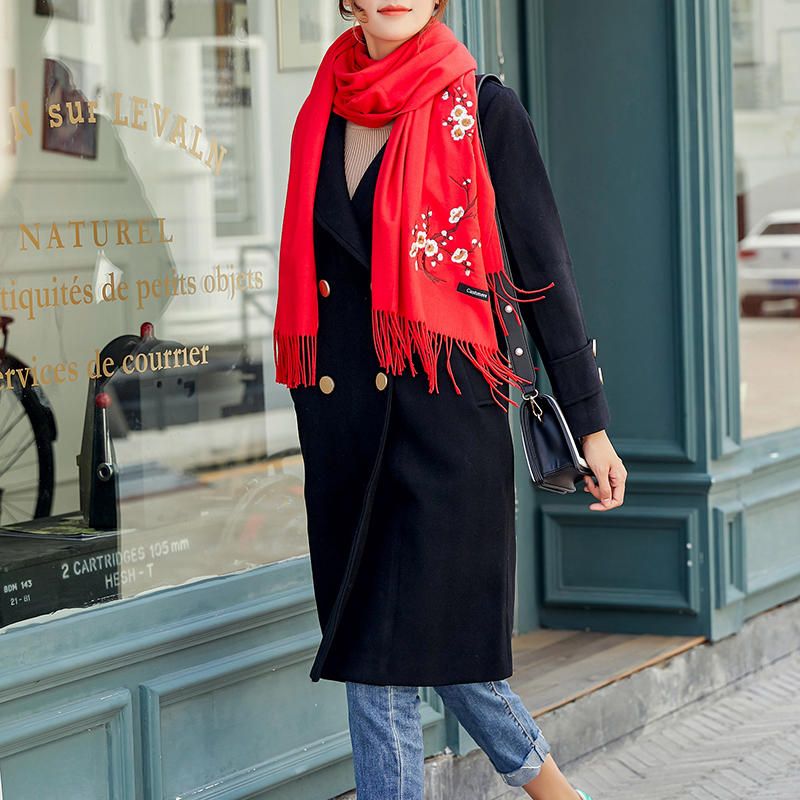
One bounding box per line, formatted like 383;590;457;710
0;355;57;522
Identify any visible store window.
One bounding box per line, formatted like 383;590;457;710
0;0;346;628
732;0;800;439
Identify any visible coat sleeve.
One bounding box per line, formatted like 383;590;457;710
478;81;610;439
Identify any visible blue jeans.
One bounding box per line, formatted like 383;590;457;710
345;679;552;799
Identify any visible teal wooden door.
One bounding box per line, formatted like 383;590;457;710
522;0;800;641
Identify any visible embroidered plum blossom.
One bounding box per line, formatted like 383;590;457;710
408;177;482;283
442;83;477;143
408;88;483;281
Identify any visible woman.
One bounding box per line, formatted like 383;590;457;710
274;1;627;798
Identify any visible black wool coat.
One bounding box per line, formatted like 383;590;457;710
289;74;611;686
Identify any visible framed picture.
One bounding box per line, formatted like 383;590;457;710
276;0;350;71
41;58;99;159
35;0;95;24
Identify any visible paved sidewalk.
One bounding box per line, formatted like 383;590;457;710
538;650;800;800
333;600;800;800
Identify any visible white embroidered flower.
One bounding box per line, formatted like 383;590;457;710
451;104;467;120
441;90;450;100
415;231;427;247
449;206;465;224
451;125;466;141
424;239;439;256
465;268;471;276
409;244;419;257
459;114;475;130
452;248;469;263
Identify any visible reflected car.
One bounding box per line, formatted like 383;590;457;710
738;210;800;316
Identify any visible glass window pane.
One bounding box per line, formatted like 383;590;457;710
733;0;800;439
0;0;347;628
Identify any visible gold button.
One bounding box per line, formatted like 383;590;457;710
375;371;388;391
319;375;335;394
597;366;604;385
591;338;597;358
318;279;331;298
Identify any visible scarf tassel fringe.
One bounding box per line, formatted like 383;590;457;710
274;332;317;388
274;267;555;410
487;270;554;339
372;307;526;408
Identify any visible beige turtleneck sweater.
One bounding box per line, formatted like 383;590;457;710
344;119;394;198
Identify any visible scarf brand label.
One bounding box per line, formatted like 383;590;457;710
456;282;489;302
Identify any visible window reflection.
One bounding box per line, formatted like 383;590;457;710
733;0;800;439
0;0;342;627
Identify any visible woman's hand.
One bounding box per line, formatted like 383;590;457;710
579;430;626;511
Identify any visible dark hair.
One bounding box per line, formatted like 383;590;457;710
338;1;449;29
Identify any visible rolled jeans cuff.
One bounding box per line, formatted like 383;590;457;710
500;732;552;787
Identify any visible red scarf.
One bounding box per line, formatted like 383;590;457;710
273;18;552;405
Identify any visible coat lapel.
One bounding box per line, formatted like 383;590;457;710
314;111;388;272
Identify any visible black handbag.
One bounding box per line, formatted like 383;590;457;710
476;72;595;494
